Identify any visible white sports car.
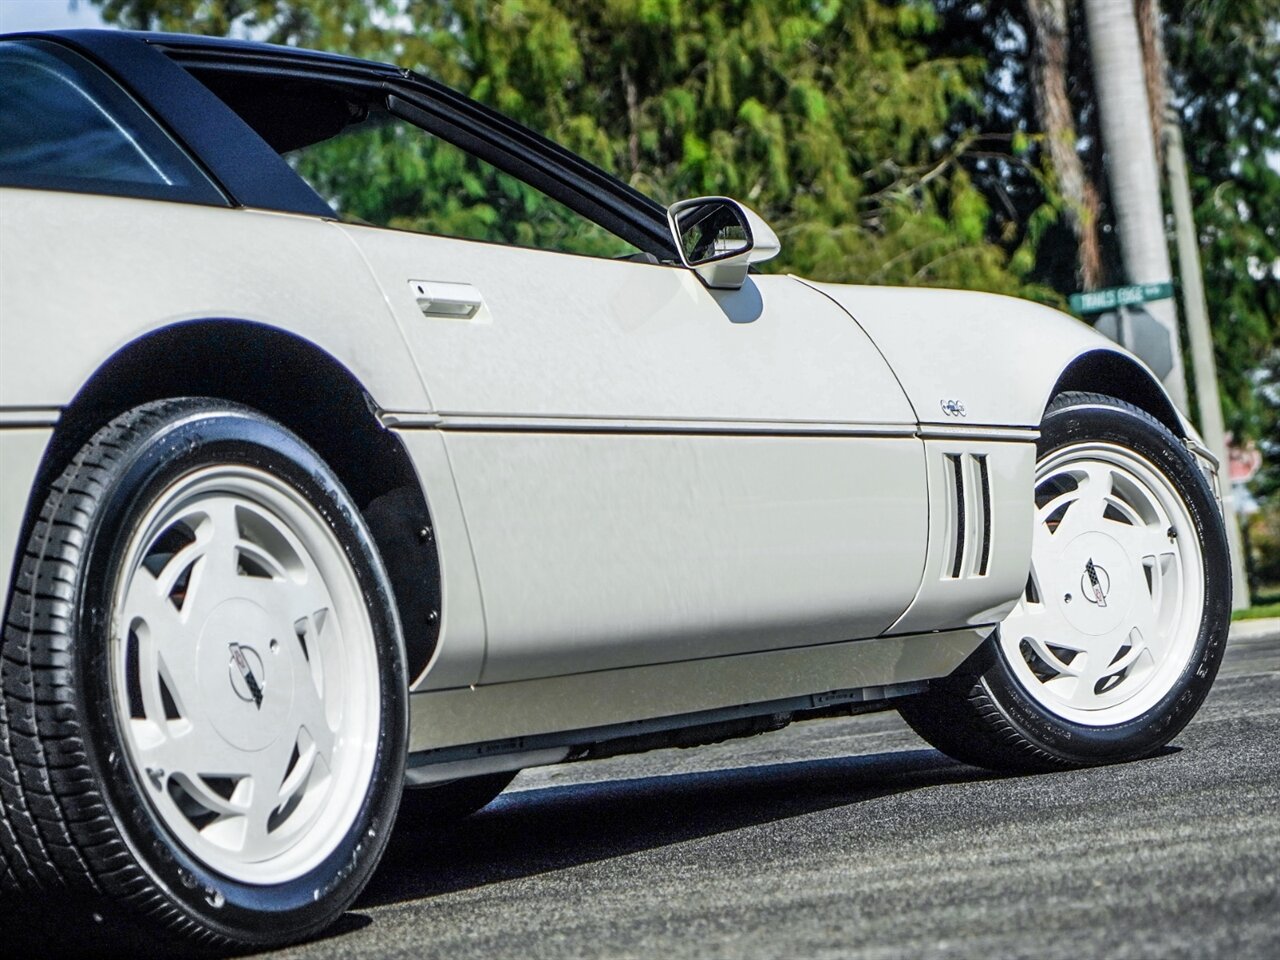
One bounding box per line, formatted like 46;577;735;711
0;29;1230;949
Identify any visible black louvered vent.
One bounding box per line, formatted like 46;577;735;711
943;453;992;580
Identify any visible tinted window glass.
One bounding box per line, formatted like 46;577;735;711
286;110;639;259
185;68;639;259
0;40;223;204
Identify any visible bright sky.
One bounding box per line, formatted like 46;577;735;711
0;0;107;33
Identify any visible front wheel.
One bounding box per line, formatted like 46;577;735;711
900;391;1230;771
0;399;407;947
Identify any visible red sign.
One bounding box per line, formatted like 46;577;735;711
1227;438;1263;484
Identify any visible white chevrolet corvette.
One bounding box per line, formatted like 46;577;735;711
0;29;1230;948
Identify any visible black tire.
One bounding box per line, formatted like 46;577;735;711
0;398;407;948
0;692;19;896
399;771;517;826
900;391;1230;772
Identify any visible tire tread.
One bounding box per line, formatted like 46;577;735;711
0;400;235;947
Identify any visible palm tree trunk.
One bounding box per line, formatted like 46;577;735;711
1134;0;1171;168
1025;0;1103;290
1082;0;1188;410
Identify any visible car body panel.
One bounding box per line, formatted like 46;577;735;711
342;224;932;679
803;281;1145;428
343;225;918;425
438;430;927;682
887;435;1037;635
0;190;428;413
391;430;489;691
0;427;55;604
407;627;990;752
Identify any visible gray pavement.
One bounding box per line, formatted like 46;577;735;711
6;620;1279;958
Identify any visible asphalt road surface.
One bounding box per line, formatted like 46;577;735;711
6;621;1278;959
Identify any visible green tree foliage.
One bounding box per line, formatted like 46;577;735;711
1162;0;1279;442
91;0;1037;293
288;116;640;257
931;0;1108;299
1163;1;1279;583
936;2;1278;425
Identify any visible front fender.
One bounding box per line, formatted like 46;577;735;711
800;280;1176;431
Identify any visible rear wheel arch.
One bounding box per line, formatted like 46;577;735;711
19;318;442;679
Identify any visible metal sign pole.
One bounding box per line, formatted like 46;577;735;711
1165;111;1251;610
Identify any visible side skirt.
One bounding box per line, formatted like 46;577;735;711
405;627;988;784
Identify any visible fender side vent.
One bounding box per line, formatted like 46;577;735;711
943;453;991;580
946;454;965;579
976;454;992;576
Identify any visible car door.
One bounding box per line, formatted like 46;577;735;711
333;121;928;684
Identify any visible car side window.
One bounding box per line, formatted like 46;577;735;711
0;40;223;205
284;111;641;259
179;66;642;259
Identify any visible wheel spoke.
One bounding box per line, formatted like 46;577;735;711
233;573;332;637
244;735;303;851
1023;633;1085;678
1071;631;1138;706
131;715;239;792
178;498;247;626
1031;514;1064;567
1006;599;1076;650
1048;465;1111;545
293;657;336;764
1109;517;1178;564
152;537;206;620
1125;580;1162;662
121;573;201;724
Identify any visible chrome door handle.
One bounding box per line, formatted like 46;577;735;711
408;280;484;319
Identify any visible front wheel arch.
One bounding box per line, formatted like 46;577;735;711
1048;349;1185;439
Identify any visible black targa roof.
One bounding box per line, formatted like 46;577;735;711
2;29;676;257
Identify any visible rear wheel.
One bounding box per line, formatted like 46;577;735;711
0;694;18;895
0;399;407;947
900;391;1230;771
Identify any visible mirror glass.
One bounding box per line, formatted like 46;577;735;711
672;199;752;266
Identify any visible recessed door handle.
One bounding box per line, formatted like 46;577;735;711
408;280;484;320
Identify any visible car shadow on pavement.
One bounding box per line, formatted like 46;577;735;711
1;743;1188;957
361;746;1006;909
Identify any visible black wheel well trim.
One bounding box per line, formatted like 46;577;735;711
17;317;441;680
1047;349;1185;438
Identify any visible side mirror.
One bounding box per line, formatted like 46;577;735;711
667;196;781;290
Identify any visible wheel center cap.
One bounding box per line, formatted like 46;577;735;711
1080;559;1112;607
197;598;295;752
1060;533;1131;636
228;643;266;707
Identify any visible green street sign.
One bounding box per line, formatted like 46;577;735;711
1069;282;1174;315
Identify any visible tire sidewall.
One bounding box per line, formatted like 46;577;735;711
73;402;407;943
982;396;1231;763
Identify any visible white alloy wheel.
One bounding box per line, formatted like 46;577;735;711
999;441;1205;726
111;465;380;884
899;393;1227;771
